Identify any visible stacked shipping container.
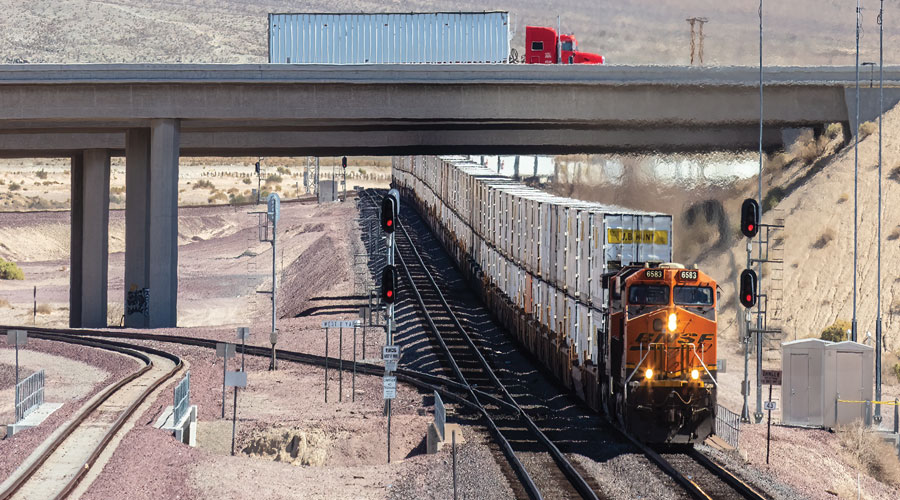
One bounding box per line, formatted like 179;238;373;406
393;156;674;372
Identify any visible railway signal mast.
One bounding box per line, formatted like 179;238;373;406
738;197;784;423
380;190;399;462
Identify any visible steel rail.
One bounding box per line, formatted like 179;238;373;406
393;227;545;500
360;190;545;499
687;448;767;500
368;189;600;500
0;333;182;500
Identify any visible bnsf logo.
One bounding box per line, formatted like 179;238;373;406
629;332;714;350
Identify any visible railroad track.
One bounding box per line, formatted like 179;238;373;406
361;190;601;500
650;444;767;500
363;189;768;500
0;334;182;500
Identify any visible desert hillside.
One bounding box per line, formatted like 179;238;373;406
0;0;896;66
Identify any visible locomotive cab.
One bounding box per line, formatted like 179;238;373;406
605;263;717;443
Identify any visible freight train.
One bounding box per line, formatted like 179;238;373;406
392;156;718;444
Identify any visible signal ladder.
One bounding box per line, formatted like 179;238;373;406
749;208;786;351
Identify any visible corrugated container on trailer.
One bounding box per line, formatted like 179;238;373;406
536;279;546;325
520;194;531;264
604;213;673;267
565;206;579;294
565;296;576;347
591;308;603;362
546;203;557;285
577;210;592;302
548;287;557;335
516;193;528;264
576;303;590;363
269;11;512;65
510;190;521;260
555;205;567;291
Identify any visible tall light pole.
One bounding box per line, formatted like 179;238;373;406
753;0;765;424
852;0;861;343
875;0;885;424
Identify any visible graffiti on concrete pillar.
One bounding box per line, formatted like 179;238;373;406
127;287;150;317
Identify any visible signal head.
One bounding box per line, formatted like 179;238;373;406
381;265;397;304
739;269;758;308
740;198;760;238
342;156;348;169
381;196;396;233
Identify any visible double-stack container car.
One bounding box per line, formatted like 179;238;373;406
393;156;720;443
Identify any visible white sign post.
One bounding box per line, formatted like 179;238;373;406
383;345;400;372
267;193;281;371
216;342;236;418
225;370;247;456
383;376;397;400
7;330;27;415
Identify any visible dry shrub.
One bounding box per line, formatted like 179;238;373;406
110;186;126;194
0;297;10;308
888;227;900;241
208;191;227;203
35;303;52;314
107;302;124;326
825;122;844;139
889;166;900;183
0;258;24;280
858;121;877;138
821;319;851;342
812;228;835;249
35;169;47;180
837;422;900;487
242;177;252;185
193;179;215;190
837;193;849;204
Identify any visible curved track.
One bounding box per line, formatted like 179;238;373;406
0;333;182;500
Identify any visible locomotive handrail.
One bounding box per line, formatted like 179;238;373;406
624;342;665;385
689;343;718;387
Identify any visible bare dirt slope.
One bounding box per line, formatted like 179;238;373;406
0;0;895;66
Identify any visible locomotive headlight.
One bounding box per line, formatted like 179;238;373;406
667;313;677;332
645;368;654;379
691;369;700;380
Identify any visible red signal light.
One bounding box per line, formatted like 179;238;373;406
381;265;397;304
387;219;392;227
739;269;758;308
748;224;754;232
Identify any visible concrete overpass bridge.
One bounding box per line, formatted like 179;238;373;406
1;63;896;328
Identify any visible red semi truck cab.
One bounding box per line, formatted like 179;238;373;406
525;26;604;64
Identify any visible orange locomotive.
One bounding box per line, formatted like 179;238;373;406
601;263;718;443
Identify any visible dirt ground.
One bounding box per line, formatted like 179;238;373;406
2;149;900;497
0;188;507;498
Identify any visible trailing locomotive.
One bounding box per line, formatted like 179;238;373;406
392;156;718;444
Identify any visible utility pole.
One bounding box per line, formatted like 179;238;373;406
686;17;709;65
852;0;861;343
875;0;885;424
754;0;765;424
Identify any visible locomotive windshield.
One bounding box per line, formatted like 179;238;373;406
628;284;669;305
674;286;714;306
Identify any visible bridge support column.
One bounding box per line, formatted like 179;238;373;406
125;129;151;327
147;119;180;328
69;150;110;328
